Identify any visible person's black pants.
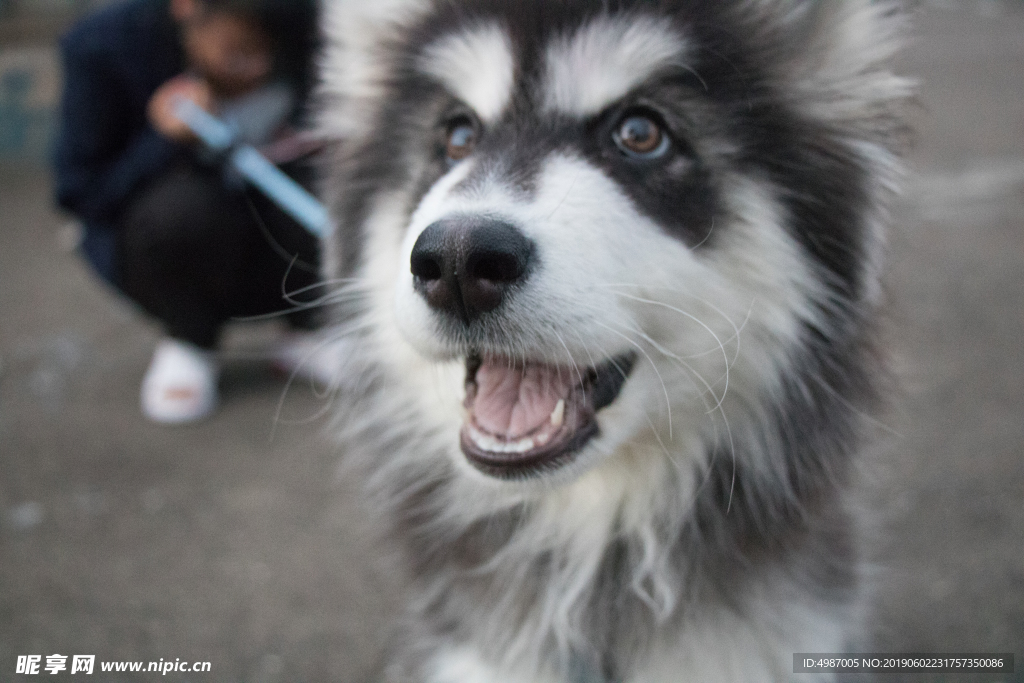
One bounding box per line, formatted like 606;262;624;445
116;161;321;349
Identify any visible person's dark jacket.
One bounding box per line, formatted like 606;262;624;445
53;0;184;285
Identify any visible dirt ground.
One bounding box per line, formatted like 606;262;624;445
1;1;1023;681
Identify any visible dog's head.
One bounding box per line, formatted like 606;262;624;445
318;0;909;487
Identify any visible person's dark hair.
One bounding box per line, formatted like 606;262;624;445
199;0;319;93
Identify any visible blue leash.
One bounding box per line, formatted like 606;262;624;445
172;98;331;239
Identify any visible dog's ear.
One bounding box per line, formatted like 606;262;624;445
768;0;915;145
316;0;431;139
315;0;432;280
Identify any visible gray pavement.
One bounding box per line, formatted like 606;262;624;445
2;1;1024;681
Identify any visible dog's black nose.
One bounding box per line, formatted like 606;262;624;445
410;217;533;323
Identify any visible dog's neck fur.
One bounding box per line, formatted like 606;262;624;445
336;318;872;681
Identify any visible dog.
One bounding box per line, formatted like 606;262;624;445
316;1;911;681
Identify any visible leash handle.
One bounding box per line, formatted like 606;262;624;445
172;97;235;151
230;146;331;238
171;97;331;238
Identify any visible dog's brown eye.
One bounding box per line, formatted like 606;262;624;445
446;121;477;162
614;115;670;159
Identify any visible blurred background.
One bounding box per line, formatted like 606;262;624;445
1;0;1023;681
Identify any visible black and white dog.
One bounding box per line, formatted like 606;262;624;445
316;1;910;681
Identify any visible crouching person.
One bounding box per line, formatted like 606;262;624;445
54;0;327;423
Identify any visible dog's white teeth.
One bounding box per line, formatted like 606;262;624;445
510;437;536;453
550;399;565;429
468;425;536;454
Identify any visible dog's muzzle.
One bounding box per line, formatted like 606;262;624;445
408;215;636;478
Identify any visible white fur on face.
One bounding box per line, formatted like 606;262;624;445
419;23;517;123
544;15;688;117
387;150;825;491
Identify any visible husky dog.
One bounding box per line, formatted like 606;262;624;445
317;1;910;681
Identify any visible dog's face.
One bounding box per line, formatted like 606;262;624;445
321;0;907;487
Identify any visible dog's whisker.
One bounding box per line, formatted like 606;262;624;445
617;322;737;499
282;276;370;298
269;322;374;437
553;331;585;392
576;332;685;474
610;317;726;417
244;195;319;274
689;216;715;250
589;335;685;477
592;321;674;441
231;289;368;324
596;283;749;362
604;291;733;412
543;164;582;220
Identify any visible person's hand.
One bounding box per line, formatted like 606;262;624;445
147;75;213;142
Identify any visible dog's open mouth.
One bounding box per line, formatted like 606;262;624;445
460;352;636;478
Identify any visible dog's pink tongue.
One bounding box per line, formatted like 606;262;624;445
473;360;571;438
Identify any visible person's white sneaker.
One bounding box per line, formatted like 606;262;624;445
272;330;347;389
141;339;219;424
